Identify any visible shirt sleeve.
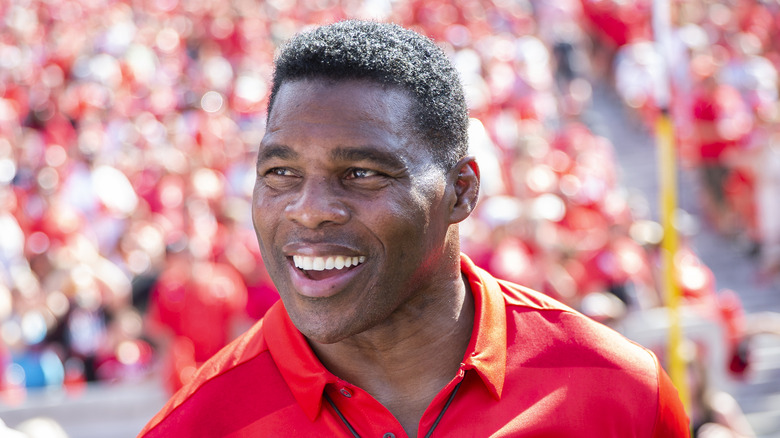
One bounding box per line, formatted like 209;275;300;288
652;358;691;438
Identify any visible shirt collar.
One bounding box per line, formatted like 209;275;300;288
263;304;337;421
459;253;508;400
263;253;508;420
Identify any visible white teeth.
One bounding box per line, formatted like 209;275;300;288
293;255;366;271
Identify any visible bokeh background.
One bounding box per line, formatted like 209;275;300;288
1;0;780;436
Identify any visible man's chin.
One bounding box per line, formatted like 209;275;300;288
300;324;356;346
295;306;387;347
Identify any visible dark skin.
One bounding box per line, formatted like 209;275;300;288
253;78;480;436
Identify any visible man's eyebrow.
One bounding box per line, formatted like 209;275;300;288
331;147;407;169
256;144;298;166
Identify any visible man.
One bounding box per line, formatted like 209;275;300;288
139;20;689;437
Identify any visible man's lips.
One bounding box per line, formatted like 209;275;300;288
283;243;367;298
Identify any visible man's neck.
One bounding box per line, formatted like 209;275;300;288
310;274;475;436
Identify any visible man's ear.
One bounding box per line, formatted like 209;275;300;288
448;156;480;224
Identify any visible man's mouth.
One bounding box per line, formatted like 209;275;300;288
293;255;366;271
292;255;366;281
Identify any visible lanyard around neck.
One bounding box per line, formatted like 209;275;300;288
323;378;465;438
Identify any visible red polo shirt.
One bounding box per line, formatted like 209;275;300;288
139;255;689;437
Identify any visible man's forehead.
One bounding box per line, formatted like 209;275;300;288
270;78;413;115
264;79;413;138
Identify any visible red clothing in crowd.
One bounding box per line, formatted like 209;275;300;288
146;257;249;392
692;83;749;162
147;260;247;363
139;255;688;437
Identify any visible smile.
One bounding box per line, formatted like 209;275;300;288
287;253;367;298
292;255;367;271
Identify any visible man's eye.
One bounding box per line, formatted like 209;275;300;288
267;167;295;177
346;168;379;179
259;167;299;190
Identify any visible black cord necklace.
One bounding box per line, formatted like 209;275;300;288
323;379;464;438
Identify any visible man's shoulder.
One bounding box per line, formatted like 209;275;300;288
495;278;665;419
495;277;579;313
188;316;273;388
139;316;290;437
494;276;659;378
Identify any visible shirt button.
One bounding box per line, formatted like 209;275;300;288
382;433;396;438
339;388;352;398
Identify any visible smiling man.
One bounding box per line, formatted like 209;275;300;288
139;20;689;437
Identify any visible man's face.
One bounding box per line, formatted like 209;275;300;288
253;79;455;344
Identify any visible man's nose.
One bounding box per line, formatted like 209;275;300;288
284;177;350;228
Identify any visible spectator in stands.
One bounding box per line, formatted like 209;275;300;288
690;57;752;235
686;340;757;438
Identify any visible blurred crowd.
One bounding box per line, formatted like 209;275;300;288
608;0;780;276
1;0;778;436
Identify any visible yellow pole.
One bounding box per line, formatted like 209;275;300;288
653;0;690;416
656;112;689;413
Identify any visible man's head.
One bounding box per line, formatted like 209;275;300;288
267;20;469;170
254;21;479;344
